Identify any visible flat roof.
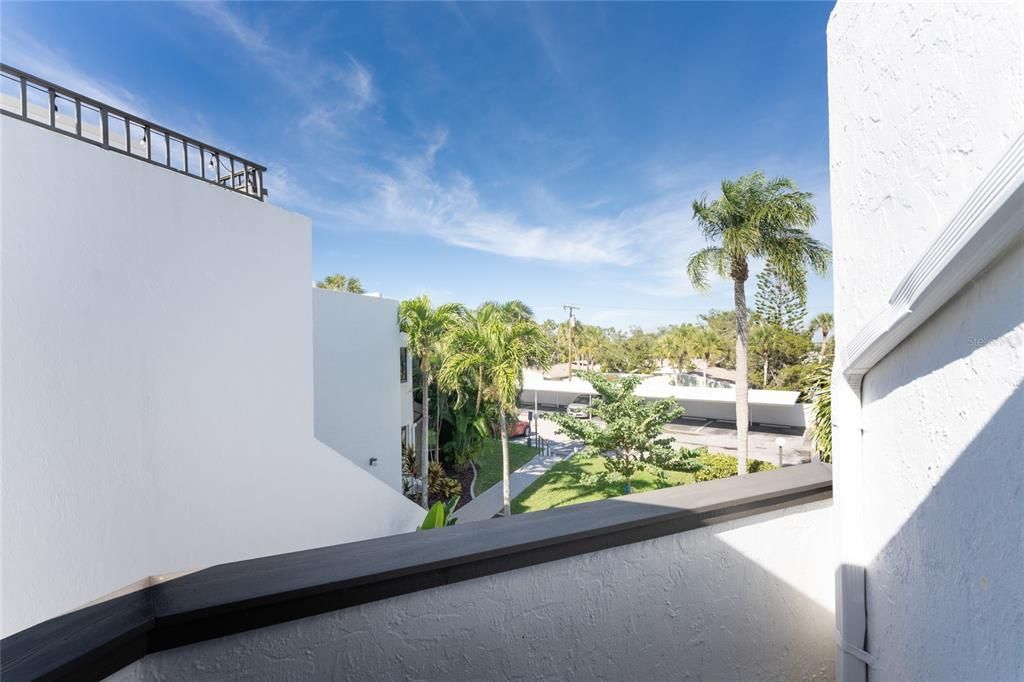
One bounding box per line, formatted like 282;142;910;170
521;375;802;406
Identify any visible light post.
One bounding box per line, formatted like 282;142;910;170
775;437;786;467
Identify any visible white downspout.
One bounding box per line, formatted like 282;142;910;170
833;371;872;681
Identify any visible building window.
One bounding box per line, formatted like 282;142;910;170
400;347;408;383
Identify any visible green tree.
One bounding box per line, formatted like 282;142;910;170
399;295;463;508
687;172;829;474
749;323;815;388
658;324;698;374
548;371;701;492
621;329;657;373
690;328;727;387
698;310;737;368
808;312;834;344
440;303;552;516
315;273;365;294
755;261;807;331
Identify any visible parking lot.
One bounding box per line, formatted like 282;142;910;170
520;406;812;466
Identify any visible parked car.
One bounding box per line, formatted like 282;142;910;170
566;395;592;418
508;419;531;438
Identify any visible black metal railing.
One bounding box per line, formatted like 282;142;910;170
0;64;267;201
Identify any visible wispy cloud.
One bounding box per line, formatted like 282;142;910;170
183;2;375;135
1;28;149;116
273;131;635;265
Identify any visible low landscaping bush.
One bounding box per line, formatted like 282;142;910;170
694;453;778;482
427;461;462;500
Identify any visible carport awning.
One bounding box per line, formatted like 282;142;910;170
520;376;802;407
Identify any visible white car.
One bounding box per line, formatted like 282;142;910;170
566;395;592;418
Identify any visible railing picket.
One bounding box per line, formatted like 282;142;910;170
48;88;55;126
75;99;81;136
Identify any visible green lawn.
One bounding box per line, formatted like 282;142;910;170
473;438;538;495
511;453;696;514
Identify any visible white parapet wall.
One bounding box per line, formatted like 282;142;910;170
828;2;1024;679
109;499;835;681
0;116;423;636
312;289;408;492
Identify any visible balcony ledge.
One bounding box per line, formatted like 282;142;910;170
1;462;831;681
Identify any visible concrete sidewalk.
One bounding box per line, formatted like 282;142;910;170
453;438;579;523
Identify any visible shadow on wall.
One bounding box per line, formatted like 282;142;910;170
853;239;1024;678
864;386;1024;680
111;499;836;681
865;240;1024;404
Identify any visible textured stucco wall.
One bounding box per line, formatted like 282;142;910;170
1;117;422;636
109;500;835;681
313;289;404;491
828;2;1024;679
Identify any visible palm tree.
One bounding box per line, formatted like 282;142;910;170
315;273;365;294
687;172;829;474
690;328;725;387
399;295;462;508
440;303;552;516
808;312;834;343
661;324;698;377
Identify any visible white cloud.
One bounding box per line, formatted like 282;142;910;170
272;130;639;266
183;2;374;135
1;28;149;116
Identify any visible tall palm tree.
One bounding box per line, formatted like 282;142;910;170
808;312;834;343
399;295;462;508
315;273;365;294
440;304;552;516
687;172;829;474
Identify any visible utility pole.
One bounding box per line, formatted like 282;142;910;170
563;304;579;379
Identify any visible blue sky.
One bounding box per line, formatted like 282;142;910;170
2;1;835;330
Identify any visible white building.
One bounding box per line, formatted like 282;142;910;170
829;3;1024;679
3;3;1023;679
313;288;415;492
0;67;422;637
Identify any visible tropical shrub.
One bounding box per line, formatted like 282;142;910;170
417;497;459;530
694;453;778;482
437;477;462;499
425;460;462;500
549;371;701;492
807;362;832;463
402;443;418;477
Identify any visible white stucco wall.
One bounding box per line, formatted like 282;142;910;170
313;289;404;491
110;499;835;681
0;117;423;636
828;2;1024;679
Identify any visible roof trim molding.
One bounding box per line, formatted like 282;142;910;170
841;130;1024;382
